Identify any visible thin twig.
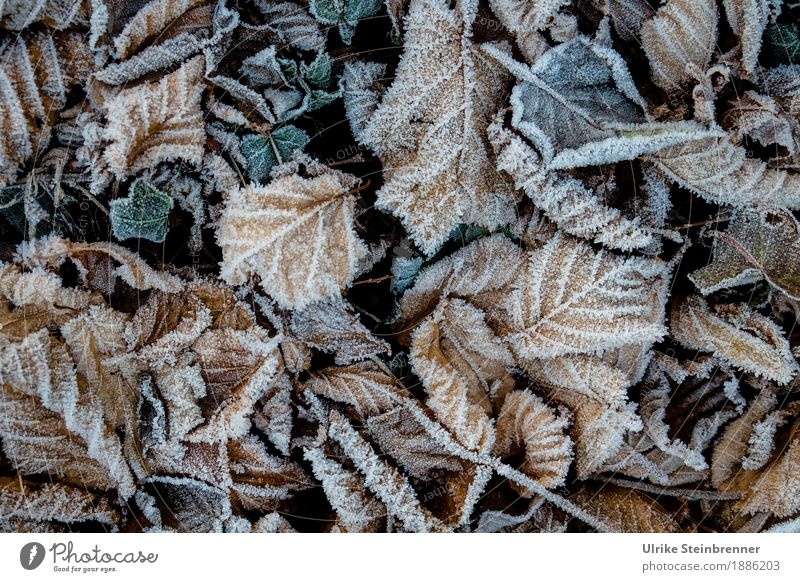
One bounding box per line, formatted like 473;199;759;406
71;183;109;216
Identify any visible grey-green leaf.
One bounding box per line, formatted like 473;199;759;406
241;126;311;184
301;52;333;88
484;38;714;170
110;180;174;243
310;0;382;44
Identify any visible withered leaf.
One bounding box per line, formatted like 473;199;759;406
494;390;573;492
640;0;718;89
290;299;390;364
501;234;668;362
217;158;367;309
671;296;799;385
303;361;408;419
367;406;463;480
690;209;800;300
571;486;682;532
102;55;206;178
355;0;517;254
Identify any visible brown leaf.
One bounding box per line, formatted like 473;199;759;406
671;296;799;384
571;486;682;532
494;390;573;492
102;55;206;177
0;477;118;529
290;299;390;364
502;234;668;362
690;209;800;300
303;361;408;419
640;0;718;89
217;157;367;309
366;406;463;480
354;0;517;254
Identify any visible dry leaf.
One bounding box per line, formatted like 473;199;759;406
304;361;407;419
290;299;390;364
501;234;668;361
102;55;206;177
722;0;771;76
494;390;573;492
671;296;799;385
304;445;386;532
640;0;718;89
355;0;517;254
653;133;800;208
216;158;367;309
409;299;508;453
571;486;682;532
690;209;800;300
490;123;656;251
366;406;464;480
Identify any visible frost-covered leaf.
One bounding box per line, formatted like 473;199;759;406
487;0;568;62
113;0;212;60
327;410;440;532
143;476;230;532
571;486;682;532
671;296;799;384
656;130;800;207
711;389;778;486
722;0;771;76
356;0;517;254
607;0;655;41
763;22;800;66
309;0;381;44
228;435;312;500
216;158;367;309
290;299;390;364
690;209;800;299
0;0;89;30
0;330;136;497
0;31;92;185
304;445;386;532
494;390;573;492
102;55;206;178
303;361;407;419
742;402;800;470
342;60;386;142
0;478;118;528
110;179;174;243
484;38;714;171
19;236;183;293
640;0;718;90
501;234;668;361
545;386;643;479
397;234;528;334
366;407;463;480
529;352;633;406
0;263;98;340
490;123;656;251
740;426;800;517
410;298;514;453
252;0;326;52
639;373;710;471
722;91;800;154
241;126;310;184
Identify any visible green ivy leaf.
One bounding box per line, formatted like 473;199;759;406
309;0;382;45
763;23;800;66
301;52;333;88
240;125;310;183
110;180;174;243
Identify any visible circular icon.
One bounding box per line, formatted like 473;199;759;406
20;542;46;570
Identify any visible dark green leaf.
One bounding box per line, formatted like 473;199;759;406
110;180;174;243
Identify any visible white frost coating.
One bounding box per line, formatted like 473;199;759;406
327;410;441;532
